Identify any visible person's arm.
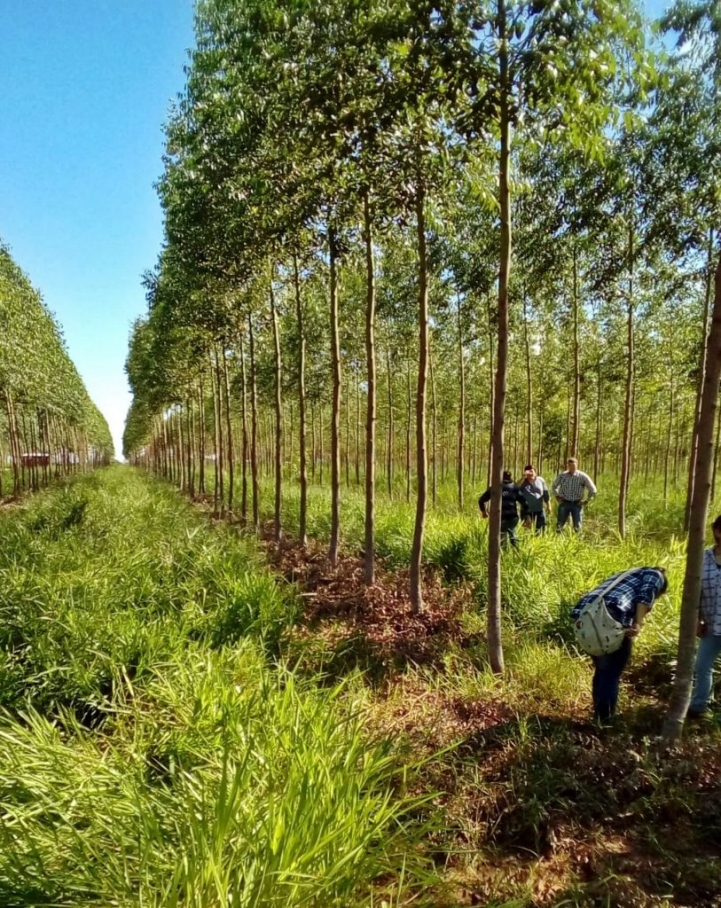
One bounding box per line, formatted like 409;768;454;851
626;602;651;638
541;480;550;510
582;472;597;504
478;488;491;517
552;474;563;500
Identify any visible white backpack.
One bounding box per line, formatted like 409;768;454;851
573;571;633;657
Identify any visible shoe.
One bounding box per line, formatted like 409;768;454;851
687;708;710;720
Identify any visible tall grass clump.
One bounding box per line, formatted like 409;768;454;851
0;468;429;906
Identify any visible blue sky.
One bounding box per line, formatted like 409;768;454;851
0;0;194;457
1;0;670;460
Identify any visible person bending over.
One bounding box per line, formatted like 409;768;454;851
571;566;668;722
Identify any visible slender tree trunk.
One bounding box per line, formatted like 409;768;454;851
619;223;635;539
410;183;429;614
685;227;715;530
594;358;603;482
457;296;465;509
406;361;412;503
523;292;533;466
387;347;394;499
664;253;721;740
239;332;249;524
486;294;495;488
248;313;260;530
363;194;377;584
269;265;283;543
198;379;206;495
488;1;510;674
329;227;342;567
222;347;234;512
214;350;225;515
571;245;581;458
430;342;438;507
293;254;308;547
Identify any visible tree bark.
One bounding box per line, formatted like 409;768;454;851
293;254;308;547
269;264;283;543
664;251;721;740
488;0;510;674
363;194;377;584
685;227;715;530
239;331;249;524
248;313;260;530
410;183;429;614
222;347;234;512
430;341;438;507
570;245;581;458
457;295;465;509
329;227;342;567
619;221;635;539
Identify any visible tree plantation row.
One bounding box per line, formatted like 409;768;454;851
123;0;720;678
0;243;114;495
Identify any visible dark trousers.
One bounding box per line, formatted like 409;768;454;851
501;517;519;548
528;511;547;534
591;636;632;721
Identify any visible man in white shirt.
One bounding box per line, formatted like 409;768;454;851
552;457;596;533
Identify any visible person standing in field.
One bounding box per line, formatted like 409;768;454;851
688;515;721;718
571;567;669;722
479;469;523;549
552;457;596;533
518;464;550;534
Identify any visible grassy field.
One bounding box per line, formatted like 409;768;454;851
1;466;720;907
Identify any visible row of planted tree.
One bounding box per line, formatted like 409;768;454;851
124;0;721;720
0;243;114;495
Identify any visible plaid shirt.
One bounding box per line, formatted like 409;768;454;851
571;568;665;627
700;548;721;635
552;470;597;502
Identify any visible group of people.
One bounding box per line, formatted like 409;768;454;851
477;461;721;725
478;457;597;546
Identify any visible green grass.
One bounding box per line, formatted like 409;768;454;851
0;467;431;907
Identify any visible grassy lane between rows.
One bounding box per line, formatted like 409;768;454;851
0;466;432;908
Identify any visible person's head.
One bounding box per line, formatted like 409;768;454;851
653;566;669;596
502;469;513;483
712;515;721;544
566;457;578;474
524;464;536;480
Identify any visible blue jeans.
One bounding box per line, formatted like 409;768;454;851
557;501;582;533
591;636;632;721
690;633;721;713
528;511;547;534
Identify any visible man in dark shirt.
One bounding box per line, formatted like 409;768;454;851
479;469;523;548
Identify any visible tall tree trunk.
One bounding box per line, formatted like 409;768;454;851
570;245;581;458
406;361;412;504
293;254;308;547
269;265;283;543
523;292;533;466
488;0;510;674
486;294;495;488
457;296;465;509
430;342;438;507
239;332;249;524
685;227;715;530
198;379;206;495
594;358;603;482
248;313;260;531
387;347;394;499
619;223;635;539
664;252;721;740
363;194;377;584
222;347;234;513
329;227;342;567
410;182;429;614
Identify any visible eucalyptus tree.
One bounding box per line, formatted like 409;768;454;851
447;0;648;671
